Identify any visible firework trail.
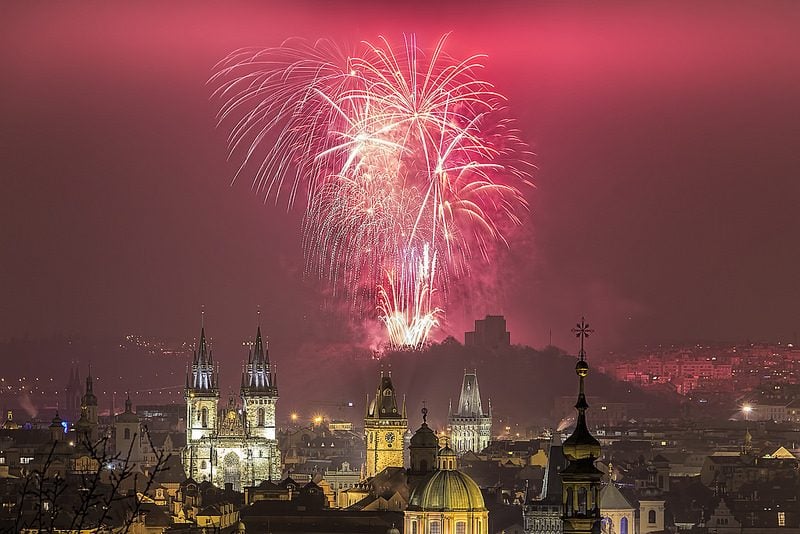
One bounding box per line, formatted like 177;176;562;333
211;34;531;348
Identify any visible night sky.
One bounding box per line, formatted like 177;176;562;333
2;1;800;358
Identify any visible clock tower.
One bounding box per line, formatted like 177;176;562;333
364;370;407;479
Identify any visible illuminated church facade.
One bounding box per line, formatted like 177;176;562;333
182;321;281;490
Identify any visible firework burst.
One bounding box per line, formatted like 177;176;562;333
211;34;531;348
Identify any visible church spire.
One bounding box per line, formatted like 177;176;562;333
242;308;275;393
562;317;600;462
189;308;217;391
560;317;603;534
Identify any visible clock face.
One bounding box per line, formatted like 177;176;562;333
385;432;395;444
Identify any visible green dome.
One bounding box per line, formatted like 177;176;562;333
408;469;486;512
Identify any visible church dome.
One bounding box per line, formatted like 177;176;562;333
562;421;601;461
410;422;438;449
408;469;486;512
409;446;485;512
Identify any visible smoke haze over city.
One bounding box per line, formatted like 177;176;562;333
2;1;800;357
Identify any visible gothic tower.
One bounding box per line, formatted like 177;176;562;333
448;370;492;455
184;318;220;480
561;318;603;534
64;365;82;423
364;370;408;478
239;318;281;481
74;368;98;443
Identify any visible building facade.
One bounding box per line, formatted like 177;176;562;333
364;371;407;479
405;444;489;534
448;370;492;455
182;322;281;490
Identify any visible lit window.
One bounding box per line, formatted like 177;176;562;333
779;512;786;527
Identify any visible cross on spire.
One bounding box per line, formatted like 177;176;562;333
201;305;205;328
571;316;594;361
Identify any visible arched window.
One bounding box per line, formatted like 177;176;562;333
257;408;265;427
201;407;208;428
578;487;588;514
456;521;466;534
201;460;206;469
621;516;629;534
124;428;130;440
649;510;657;524
411;521;418;534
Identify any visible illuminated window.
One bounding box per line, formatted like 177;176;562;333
779;512;786;527
456;522;466;534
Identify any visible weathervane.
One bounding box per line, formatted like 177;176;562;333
571;316;594;361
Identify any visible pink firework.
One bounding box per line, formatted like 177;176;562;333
211;34;531;348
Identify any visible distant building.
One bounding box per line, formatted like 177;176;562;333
63;365;82;423
182;319;281;489
465;315;511;349
448;370;492;455
364;371;407;479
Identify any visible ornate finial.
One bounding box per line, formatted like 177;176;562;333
201;305;205;328
571;316;594;361
257;306;261;327
421;402;428;424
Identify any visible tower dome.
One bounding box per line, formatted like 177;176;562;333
408;446;486;512
410;408;438;449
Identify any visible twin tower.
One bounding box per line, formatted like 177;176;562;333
182;319;281;490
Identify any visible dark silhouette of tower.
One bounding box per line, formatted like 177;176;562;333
561;318;603;534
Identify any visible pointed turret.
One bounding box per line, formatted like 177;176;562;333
455;370;484;417
189;322;217;392
560;317;603;534
367;371;403;419
448;369;492;455
242;325;274;392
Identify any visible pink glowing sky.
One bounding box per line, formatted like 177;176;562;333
2;1;800;357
